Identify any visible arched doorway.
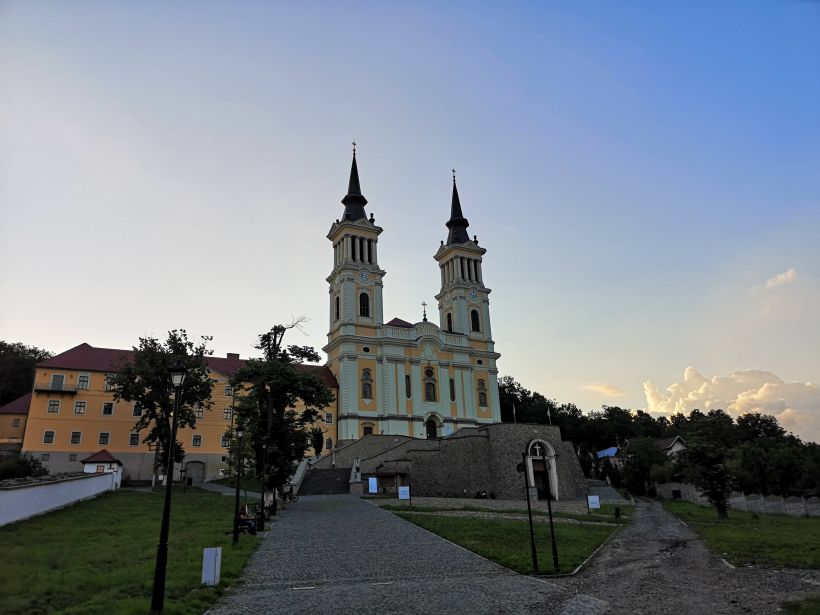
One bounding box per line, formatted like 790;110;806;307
185;460;205;483
526;440;558;500
425;415;441;439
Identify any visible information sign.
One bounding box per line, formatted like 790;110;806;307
587;495;601;510
368;477;378;494
398;486;411;500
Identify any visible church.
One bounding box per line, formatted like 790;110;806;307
324;149;502;446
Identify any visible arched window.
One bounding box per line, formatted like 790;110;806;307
424;368;436;402
405;374;411;398
477;379;487;407
361;368;373;400
446;313;453;332
449;378;456;402
335;296;340;321
359;292;370;317
471;309;480;332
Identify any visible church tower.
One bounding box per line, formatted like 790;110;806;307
324;148;385;441
434;176;501;421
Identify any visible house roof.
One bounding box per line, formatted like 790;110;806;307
595;446;620;459
80;449;122;465
385;318;414;328
37;343;338;388
0;393;31;415
655;436;685;450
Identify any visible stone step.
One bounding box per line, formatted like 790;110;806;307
299;468;351;495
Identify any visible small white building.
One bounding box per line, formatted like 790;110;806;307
655;436;686;457
81;449;123;489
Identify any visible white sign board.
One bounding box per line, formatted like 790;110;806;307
202;547;222;586
368;477;378;494
398;486;411;500
587;495;601;510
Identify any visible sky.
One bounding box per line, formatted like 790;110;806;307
2;2;819;441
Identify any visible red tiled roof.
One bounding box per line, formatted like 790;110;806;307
38;343;338;388
80;449;122;465
0;393;31;415
386;317;414;328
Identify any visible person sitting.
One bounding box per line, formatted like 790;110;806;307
238;506;256;535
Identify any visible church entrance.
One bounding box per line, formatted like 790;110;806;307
531;459;554;501
425;418;438;439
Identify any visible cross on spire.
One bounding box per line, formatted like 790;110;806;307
421;301;428;322
451;168;456;183
352;140;357;156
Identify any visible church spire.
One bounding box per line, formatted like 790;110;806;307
445;170;470;245
341;143;368;221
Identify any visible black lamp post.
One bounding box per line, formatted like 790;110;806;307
232;424;244;545
150;360;187;613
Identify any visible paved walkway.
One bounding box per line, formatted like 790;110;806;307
206;495;602;615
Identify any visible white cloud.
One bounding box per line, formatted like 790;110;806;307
583;382;626;397
644;367;820;443
751;268;797;292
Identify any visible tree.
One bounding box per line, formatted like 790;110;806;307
622;437;667;495
677;440;734;518
108;330;214;487
230;322;335;494
310;427;325;458
0;341;52;405
0;453;48;480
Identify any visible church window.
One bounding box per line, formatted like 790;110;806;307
449;379;456;402
335;296;340;321
361;368;373;400
405;375;411;398
446;313;453;332
351;236;357;261
471;309;480;332
359;237;365;263
477;379;487;407
363;423;374;436
359;292;370;317
423;368;436;402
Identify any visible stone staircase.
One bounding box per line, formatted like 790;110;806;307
299;468;351;495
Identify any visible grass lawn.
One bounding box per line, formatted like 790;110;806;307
380;502;630;524
785;597;820;614
212;476;264;494
395;512;614;574
0;488;260;615
662;500;820;569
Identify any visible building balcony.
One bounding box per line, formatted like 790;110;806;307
33;382;78;394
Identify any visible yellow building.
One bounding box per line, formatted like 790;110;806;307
0;393;30;459
324;153;502;443
20;344;339;480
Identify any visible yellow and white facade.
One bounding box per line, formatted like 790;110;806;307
324;155;501;442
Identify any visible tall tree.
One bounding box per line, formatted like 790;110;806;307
310;427;325;458
108;330;214;486
230;323;335;494
622;437;668;495
0;341;52;405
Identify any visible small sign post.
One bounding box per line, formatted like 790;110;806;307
202;547;222;586
368;477;378;494
587;494;601;512
398;485;410;501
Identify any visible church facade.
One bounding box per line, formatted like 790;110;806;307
324;152;502;444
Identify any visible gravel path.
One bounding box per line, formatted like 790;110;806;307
554;498;820;614
206;494;595;615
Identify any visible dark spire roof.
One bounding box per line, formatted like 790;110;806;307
341;151;368;221
445;178;470;245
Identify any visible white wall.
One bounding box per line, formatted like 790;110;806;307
0;472;119;527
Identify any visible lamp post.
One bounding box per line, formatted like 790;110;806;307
232;424;244;545
150;360;187;613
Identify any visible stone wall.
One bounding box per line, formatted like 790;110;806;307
409;435;492;497
313;434;412;469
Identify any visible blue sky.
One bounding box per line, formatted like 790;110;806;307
1;2;819;439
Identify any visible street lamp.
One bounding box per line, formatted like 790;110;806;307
150;360;187;612
232;424;244;545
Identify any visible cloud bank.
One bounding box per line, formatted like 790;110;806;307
751;267;797;292
644;367;820;444
583;383;625;397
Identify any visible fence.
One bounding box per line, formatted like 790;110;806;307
656;482;820;517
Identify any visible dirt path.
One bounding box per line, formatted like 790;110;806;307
554;498;820;614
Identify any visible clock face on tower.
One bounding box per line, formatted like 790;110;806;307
360;271;369;281
470;289;477;299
